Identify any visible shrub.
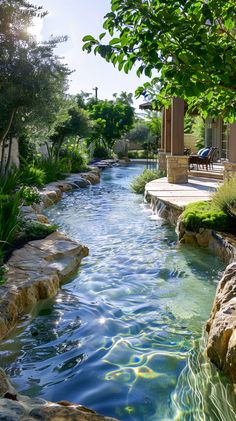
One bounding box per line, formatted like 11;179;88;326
37;158;70;183
18;220;57;243
212;176;236;218
128;149;158;159
0;192;22;252
182;201;232;233
130;169;165;194
93;145;109;159
63;150;88;173
0;168;21;194
19;186;41;205
21;165;46;187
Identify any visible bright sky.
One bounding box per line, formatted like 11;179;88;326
30;0;147;109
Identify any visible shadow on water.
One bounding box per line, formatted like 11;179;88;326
0;164;236;420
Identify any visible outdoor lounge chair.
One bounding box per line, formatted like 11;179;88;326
188;147;218;171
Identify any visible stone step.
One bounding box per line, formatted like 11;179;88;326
189;170;223;180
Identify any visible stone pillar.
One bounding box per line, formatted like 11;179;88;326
158;151;168;172
224;121;236;179
157;107;171;172
167;155;189;183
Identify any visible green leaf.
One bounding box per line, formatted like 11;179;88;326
109;38;121;46
99;32;106;41
82;35;96;42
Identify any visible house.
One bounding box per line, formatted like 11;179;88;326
140;99;236;182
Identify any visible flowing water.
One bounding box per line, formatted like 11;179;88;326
1;164;236;420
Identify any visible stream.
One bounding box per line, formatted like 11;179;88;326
1;164;236;420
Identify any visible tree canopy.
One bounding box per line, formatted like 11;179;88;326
0;0;70;158
83;0;236;121
88;97;134;149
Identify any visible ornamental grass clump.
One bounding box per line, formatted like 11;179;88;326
212;175;236;218
130;169;165;194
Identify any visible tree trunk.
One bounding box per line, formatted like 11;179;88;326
0;137;7;175
4;136;13;175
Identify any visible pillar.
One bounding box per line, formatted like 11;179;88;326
158;107;171;172
171;97;185;155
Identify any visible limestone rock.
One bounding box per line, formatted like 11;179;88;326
80;171;100;185
206;262;236;386
196;229;212;247
0;233;89;340
65;176;90;188
0;370;118;421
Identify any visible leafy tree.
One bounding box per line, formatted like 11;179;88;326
50;106;91;159
126;122;150;145
88;97;134;150
0;0;70;173
83;0;236;120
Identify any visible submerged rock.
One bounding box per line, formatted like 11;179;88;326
0;369;118;420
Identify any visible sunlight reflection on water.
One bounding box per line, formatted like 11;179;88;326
0;164;235;420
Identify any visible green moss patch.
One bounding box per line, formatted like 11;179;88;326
182;201;233;233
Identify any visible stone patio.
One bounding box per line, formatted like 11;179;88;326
145;175;220;208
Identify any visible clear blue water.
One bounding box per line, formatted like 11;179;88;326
1;164;236;420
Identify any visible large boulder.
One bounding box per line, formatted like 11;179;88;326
0;232;89;340
206;262;236;391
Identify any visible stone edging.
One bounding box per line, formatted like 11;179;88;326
146;184;236;394
1;168;101;341
0;167;120;420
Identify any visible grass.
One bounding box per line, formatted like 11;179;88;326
212;175;236;218
130;168;165;194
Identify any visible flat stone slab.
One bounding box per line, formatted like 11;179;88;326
145;176;220;208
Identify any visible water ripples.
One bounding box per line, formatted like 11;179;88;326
0;164;235;420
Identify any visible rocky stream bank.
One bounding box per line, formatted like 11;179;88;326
145;186;236;396
0;165;118;420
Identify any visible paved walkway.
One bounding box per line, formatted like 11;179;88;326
145;176;221;208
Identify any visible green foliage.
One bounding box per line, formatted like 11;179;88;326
83;0;236;120
50;106;91;158
0;0;71;173
0;192;22;253
93;145;110;159
0;168;21;194
128;150;157;159
21;165;46;187
126;122;150;144
19;221;57;243
88;97;134;150
37;158;70;183
60;147;88;173
212;176;236;218
19;135;39;164
192;117;205;149
182;201;232;233
130;169;165;194
184;115;194;134
19;186;41;205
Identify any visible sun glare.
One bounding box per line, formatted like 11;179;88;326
28;17;43;41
